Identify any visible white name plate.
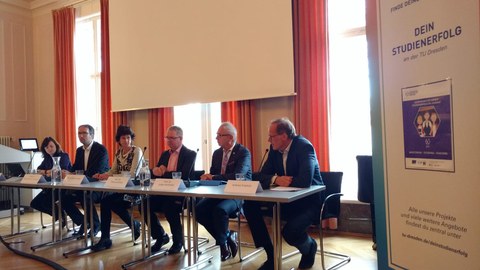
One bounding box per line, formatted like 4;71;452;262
105;176;133;188
63;175;89;185
224;180;263;194
151;178;186;191
0;173;5;181
21;174;47;184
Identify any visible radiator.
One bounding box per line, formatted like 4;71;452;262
0;136;12;176
0;136;13;210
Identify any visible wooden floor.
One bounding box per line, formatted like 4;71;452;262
0;211;377;270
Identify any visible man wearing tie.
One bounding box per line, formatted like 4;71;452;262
62;124;109;236
196;122;252;261
147;125;197;254
243;118;324;270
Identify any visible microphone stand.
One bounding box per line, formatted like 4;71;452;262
185;148;200;188
133;146;147;185
26;151;38;175
253;148;269;180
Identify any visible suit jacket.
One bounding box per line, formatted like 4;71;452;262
210;143;252;180
71;141;110;179
37;152;72;171
155;145;197;180
259;135;323;206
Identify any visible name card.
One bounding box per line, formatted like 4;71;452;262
105;176;133;188
63;175;89;185
151;178;186;191
21;174;47;184
0;173;5;181
224;180;263;194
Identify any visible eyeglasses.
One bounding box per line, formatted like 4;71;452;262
216;134;230;138
268;134;281;139
165;136;180;140
78;132;90;136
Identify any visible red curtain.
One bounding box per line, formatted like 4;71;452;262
100;0;129;165
53;7;77;163
293;0;330;171
148;108;174;165
221;101;258;170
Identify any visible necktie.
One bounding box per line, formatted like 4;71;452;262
221;150;230;175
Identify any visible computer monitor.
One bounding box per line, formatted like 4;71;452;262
18;138;39;152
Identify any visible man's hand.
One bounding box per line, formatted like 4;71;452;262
200;173;213;180
152;165;166;177
274;176;292;187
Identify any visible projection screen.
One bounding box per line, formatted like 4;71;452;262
109;0;295;111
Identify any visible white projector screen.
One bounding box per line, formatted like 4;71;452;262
110;0;295;112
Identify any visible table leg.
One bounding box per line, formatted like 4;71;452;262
3;187;39;239
31;188;79;251
273;202;282;270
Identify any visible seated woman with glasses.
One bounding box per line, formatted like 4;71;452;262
91;125;143;251
30;137;72;227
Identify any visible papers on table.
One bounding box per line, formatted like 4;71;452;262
270;186;304;192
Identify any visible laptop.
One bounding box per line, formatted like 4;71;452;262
19;138;39;152
6;163;26;177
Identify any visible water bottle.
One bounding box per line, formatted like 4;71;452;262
51;156;62;185
139;159;151;189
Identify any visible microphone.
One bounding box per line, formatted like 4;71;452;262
133;146;147;183
26;151;38;174
257;148;269;172
186;148;200;188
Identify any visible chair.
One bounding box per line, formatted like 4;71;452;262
356;155;376;250
234;207;264;262
124;194;142;244
283;171;351;270
181;197;210;253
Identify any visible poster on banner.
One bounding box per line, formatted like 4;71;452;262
402;79;454;172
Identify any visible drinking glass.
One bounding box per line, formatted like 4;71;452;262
235;173;245;180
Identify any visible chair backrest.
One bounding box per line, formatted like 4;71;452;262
356;155;374;203
193;170;205;180
320;171;343;219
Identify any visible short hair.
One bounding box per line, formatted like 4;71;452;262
40;137;63;158
220;122;237;141
115;125;135;142
167;125;183;138
79;124;95;137
271;118;296;139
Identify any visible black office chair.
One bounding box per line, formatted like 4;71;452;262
283;171;351;270
356;155;376;250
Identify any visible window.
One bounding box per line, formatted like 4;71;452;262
174;103;221;171
74;13;102;146
328;0;372;200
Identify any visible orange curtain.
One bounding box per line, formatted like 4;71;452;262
293;0;330;171
221;101;258;170
100;0;129;165
53;7;77;164
148;108;174;165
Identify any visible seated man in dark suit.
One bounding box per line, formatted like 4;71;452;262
146;125;197;254
196;122;252;261
62;124;109;236
243;118;324;270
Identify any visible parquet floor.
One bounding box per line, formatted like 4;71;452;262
0;211;377;269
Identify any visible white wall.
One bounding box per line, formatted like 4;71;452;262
0;2;35;149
